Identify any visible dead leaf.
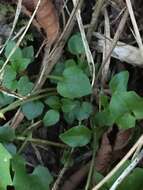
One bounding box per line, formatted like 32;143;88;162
95;132;112;174
22;0;60;44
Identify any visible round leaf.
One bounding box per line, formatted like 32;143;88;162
76;102;93;121
17;76;34;96
45;96;61;110
43;110;60;127
68;34;85;55
57;66;92;98
22;101;44;120
60;125;92;147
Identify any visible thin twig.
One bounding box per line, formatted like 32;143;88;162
72;0;95;86
125;0;143;59
110;149;143;190
101;8;111;83
94;8;128;85
92;134;143;190
16;136;67;148
87;0;105;42
0;0;22;55
33;0;84;91
0;0;41;79
52;149;74;190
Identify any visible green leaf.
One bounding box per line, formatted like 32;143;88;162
65;59;76;68
22;101;44;120
0;143;12;190
0;93;14;108
109;71;129;93
94;109;114;127
2;65;16;89
64;112;76;124
0;124;15;142
11;58;31;72
76;101;93;121
117;168;143;190
116;113;136;129
45;96;61;110
61;99;80;113
68;34;85;55
110;91;143;120
22;46;34;60
12;155;53;190
5;41;22;61
57;66;92;98
109;92;130;120
43;109;60;127
99;94;109;109
50;62;65;83
60;125;92;147
17;76;34;96
123;91;143;119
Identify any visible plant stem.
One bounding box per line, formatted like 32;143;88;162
85;129;97;190
17;133;32;154
47;75;64;81
16;136;67;148
0;92;56;114
22;120;42;135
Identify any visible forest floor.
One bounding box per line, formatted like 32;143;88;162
0;0;143;190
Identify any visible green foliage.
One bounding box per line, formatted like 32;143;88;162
43;109;60;127
109;71;129;93
0;93;14;108
5;41;33;73
68;33;85;55
0;124;15;142
2;31;143;190
0;40;34;107
12;155;53;190
0;143;12;190
17;76;34;96
76;101;93;121
94;71;143;129
22;101;44;120
60;125;92;147
2;65;17;90
57;66;92;98
45;96;61;110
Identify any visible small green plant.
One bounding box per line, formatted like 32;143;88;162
1;33;143;190
95;71;143;129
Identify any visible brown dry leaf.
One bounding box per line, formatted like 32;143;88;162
113;129;132;151
22;0;60;44
112;129;133;161
62;163;90;190
95;132;112;174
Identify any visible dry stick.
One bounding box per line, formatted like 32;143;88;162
16;136;67;148
0;0;41;79
52;149;74;190
0;0;22;55
33;0;84;91
110;149;143;190
92;134;143;190
94;32;143;66
94;8;128;85
87;0;105;42
125;0;143;59
101;8;111;83
72;0;95;86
